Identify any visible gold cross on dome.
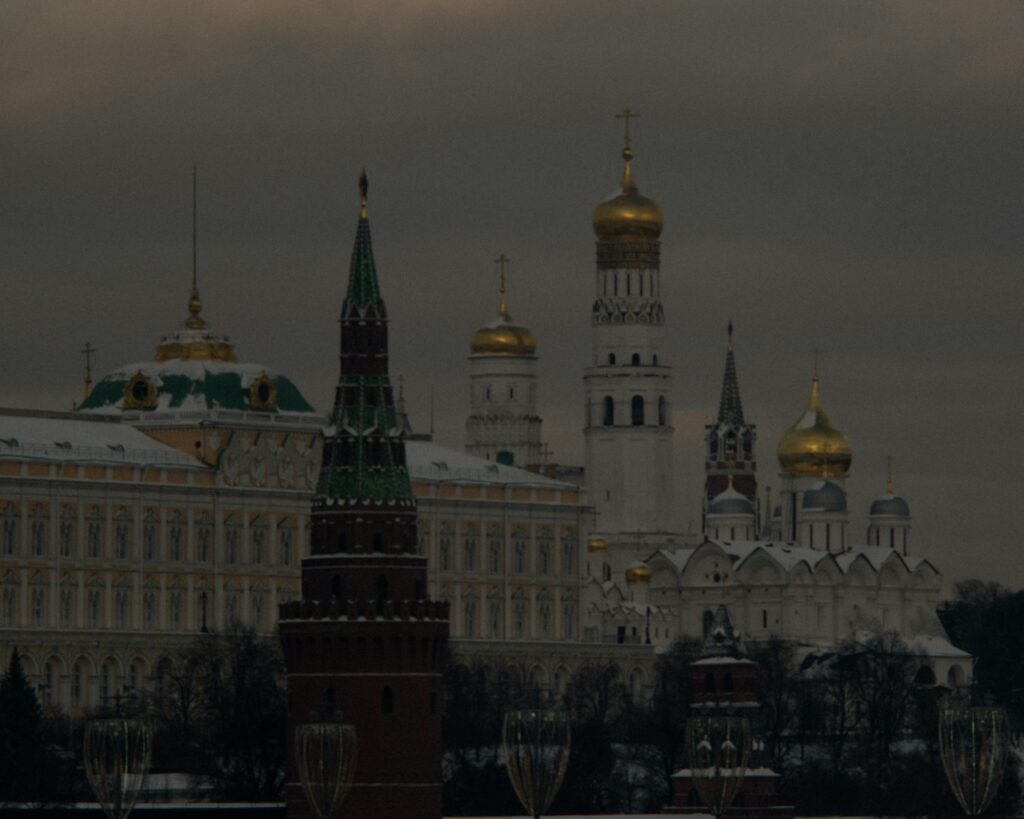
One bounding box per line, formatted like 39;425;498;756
494;254;511;318
615;107;640;148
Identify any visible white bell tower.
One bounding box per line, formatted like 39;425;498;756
584;109;674;540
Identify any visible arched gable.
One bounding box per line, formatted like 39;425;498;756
812;554;842;585
683;541;735;587
734;547;785;586
843;554;877;589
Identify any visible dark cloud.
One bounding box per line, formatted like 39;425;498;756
1;0;1022;587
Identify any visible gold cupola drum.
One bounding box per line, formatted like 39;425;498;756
938;705;1009;816
502;709;572;819
294;719;358;819
685;714;752;819
83;718;152;819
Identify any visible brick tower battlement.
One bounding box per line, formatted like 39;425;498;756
280;172;449;819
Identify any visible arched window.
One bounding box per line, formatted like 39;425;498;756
381;686;395;714
603;396;614;426
723;672;734;693
338;532;348;551
373;532;384;551
608;353;616;365
631;353;640;366
653;354;658;365
631;395;644;426
658;396;667;426
375;575;389;610
331;575;343;600
762;610;768;629
704;672;715;693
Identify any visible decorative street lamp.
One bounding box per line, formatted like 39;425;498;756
939;705;1009;816
685;714;751;819
502;709;572;819
294;720;358;819
83;718;152;819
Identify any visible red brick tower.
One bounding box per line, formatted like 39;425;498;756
279;172;449;818
668;606;793;817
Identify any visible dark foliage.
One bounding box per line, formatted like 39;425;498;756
0;648;77;805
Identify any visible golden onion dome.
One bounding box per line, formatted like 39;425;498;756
625;560;652;584
777;376;852;477
470;315;537;356
470;258;537;356
592;146;663;241
587;533;608;553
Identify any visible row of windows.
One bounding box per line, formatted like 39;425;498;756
430;525;577;576
446;595;576;641
0;504;298;567
0;582;291;632
606;352;658;366
600;395;668;427
600;269;658;298
708;430;754;460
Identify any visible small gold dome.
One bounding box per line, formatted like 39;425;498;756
625;560;652;584
592;147;663;241
587;534;608;553
470;317;537;356
777;377;852;477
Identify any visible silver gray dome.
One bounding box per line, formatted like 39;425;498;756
802;480;847;512
870;494;910;518
708;487;755;516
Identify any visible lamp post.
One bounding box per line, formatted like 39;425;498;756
294;718;358;819
939;705;1009;816
83;718;152;819
502;709;571;819
685;714;751;819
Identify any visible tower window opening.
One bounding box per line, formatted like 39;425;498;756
723;672;734;693
485;386;491;401
653;354;658;365
338;532;348;551
704;672;715;694
631;395;644;426
603;396;614;426
826;524;831;551
631;353;640;366
509;386;514;399
762;609;768;629
658;396;667;426
608;353;616;365
375;575;389;610
331;574;343;600
381;685;395;714
373;532;384;551
889;529;894;549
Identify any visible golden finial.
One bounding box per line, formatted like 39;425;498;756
359;168;368;220
615;107;640;192
495;254;511;320
81;341;95;399
186;164;206;331
886;455;894;494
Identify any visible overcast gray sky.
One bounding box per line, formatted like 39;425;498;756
2;1;1022;588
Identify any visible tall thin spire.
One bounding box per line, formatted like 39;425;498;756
81;341;95;399
186;164;206;330
344;170;384;312
886;455;894;494
717;321;745;425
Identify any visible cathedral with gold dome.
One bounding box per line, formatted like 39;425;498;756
0;117;970;714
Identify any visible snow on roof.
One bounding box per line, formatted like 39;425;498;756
406;440;575;490
651;539;935;579
0;411;202;468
